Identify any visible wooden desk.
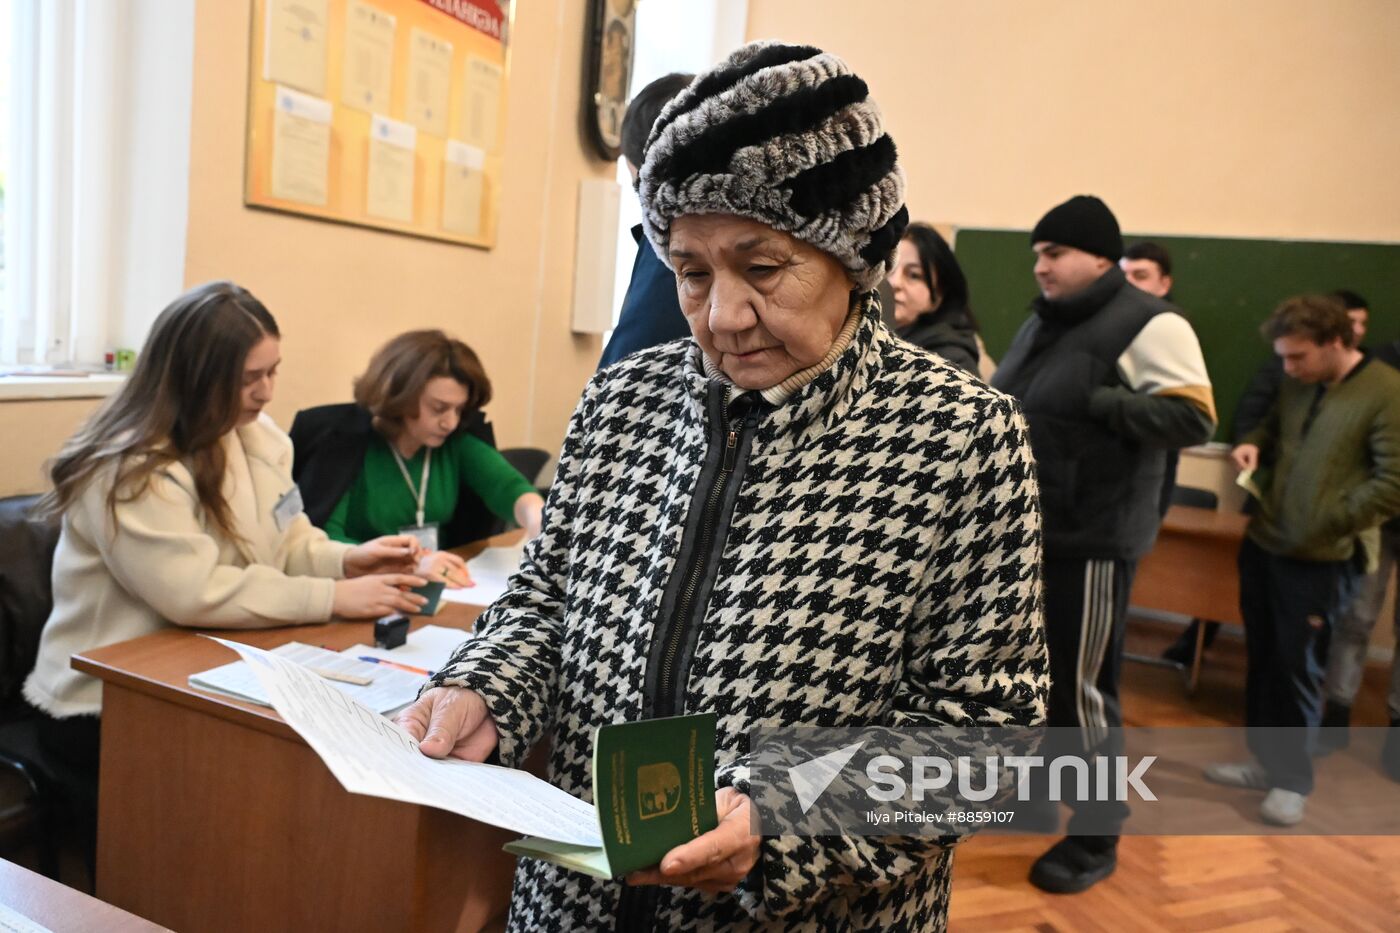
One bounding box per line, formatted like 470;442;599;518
0;856;169;932
1130;504;1249;626
72;535;522;933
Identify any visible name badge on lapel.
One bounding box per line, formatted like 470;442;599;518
273;486;305;532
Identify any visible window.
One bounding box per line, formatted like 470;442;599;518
0;0;195;369
608;0;749;333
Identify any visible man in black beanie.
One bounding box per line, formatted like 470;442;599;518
993;195;1216;894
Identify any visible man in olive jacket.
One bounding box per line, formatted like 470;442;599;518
1206;294;1400;825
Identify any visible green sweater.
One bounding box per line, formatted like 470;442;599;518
325;432;536;544
1244;356;1400;568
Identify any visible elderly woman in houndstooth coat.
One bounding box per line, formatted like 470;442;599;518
396;40;1048;932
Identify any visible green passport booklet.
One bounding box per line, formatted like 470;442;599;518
410;580;445;616
503;712;719;879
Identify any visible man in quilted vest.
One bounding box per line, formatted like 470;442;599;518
993;195;1216;894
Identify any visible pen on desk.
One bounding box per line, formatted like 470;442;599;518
358;656;432;676
309;667;374;686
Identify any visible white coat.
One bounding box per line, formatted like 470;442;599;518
24;415;351;717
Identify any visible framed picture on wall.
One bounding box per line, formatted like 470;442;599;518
583;0;637;161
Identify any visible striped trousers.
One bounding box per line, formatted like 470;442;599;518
1041;555;1137;835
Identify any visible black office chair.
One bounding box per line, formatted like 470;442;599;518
500;447;551;491
484;448;552;537
0;494;67;880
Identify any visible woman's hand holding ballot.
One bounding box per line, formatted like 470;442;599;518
395;686;500;762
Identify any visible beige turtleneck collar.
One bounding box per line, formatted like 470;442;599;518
701;303;863;406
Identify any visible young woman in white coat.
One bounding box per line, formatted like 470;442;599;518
23;281;429;829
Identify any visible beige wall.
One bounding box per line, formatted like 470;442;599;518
0;399;107;498
186;0;610;452
747;0;1400;242
1;0;610;498
745;1;1400;657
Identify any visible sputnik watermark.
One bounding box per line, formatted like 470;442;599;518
784;742;1156;815
862;754;1158;805
752;725;1400;836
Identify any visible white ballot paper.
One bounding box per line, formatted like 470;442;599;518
207;637;601;847
0;901;53;933
441;541;526;607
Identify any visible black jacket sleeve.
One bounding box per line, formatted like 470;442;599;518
1088;387;1216;449
1231;357;1283;443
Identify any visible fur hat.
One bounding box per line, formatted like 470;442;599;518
637;41;907;293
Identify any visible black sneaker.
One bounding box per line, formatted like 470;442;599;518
1316;702;1351;756
1029;836;1118;894
1383;719;1400;782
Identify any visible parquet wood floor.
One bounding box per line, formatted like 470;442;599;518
948;615;1400;932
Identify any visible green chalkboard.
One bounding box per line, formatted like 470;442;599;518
953;229;1400;441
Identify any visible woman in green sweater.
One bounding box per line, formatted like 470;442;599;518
291;330;543;587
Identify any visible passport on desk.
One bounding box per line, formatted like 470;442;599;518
503;712;719;879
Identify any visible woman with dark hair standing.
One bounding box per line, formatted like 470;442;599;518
888;222;983;375
24;281;428;812
291;330;543;588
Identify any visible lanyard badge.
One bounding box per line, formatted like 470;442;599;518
392;446;438;550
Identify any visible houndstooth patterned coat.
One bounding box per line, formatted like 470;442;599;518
432;297;1048;931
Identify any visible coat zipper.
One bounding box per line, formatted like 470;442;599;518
653;396;746;715
617;390;754;932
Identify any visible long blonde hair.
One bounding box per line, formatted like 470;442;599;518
37;281;280;540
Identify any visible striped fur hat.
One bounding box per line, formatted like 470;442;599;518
637;41;908;293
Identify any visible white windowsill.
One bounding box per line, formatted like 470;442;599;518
0;373;128;401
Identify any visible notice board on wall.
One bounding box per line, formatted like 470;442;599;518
245;0;513;248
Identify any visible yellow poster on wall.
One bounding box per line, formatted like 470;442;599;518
246;0;513;249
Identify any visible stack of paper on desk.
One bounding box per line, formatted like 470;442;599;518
190;641;424;714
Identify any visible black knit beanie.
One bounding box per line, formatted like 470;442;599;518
637;41;908;292
1030;195;1123;262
